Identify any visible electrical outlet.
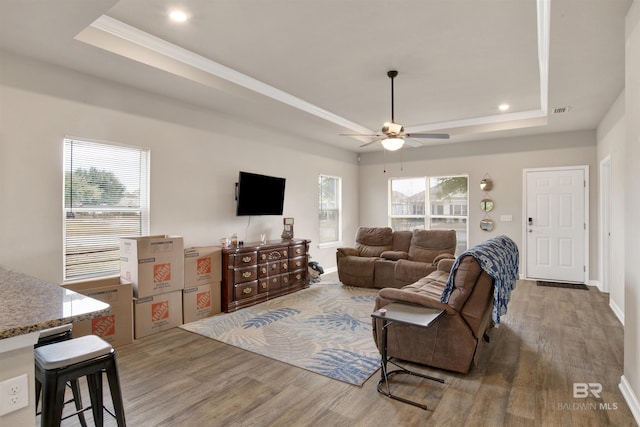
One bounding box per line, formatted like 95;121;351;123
0;374;29;416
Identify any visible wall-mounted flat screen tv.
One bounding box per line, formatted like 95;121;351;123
236;171;286;216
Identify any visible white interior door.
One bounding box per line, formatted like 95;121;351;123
524;167;587;283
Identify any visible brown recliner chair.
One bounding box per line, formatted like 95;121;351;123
372;255;494;374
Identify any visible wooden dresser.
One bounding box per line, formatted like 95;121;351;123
221;239;310;312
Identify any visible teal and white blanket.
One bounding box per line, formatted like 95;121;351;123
440;235;519;324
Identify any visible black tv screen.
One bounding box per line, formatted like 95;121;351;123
236;171;286;216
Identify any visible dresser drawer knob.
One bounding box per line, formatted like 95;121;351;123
242;272;252;278
243;287;252;294
242;256;252;263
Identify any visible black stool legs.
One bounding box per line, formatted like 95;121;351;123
85;354;126;427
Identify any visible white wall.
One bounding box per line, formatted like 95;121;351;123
0;52;359;282
357;131;599;279
622;0;640;422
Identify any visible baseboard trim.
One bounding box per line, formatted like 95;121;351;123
620;375;640;425
323;266;337;274
609;299;625;326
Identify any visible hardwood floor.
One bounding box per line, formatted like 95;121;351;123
47;274;637;426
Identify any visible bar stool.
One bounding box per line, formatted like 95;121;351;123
35;324;87;427
34;335;126;427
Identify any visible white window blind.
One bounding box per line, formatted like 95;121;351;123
63;138;149;280
319;175;342;244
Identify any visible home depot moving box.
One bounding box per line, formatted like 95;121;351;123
184;246;222;286
120;235;184;298
62;276;133;347
134;290;183;338
182;282;221;323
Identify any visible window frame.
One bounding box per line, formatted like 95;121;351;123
388;175;469;253
62;137;150;281
318;174;342;247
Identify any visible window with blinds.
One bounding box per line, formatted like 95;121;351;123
319;174;342;244
63;138;149;280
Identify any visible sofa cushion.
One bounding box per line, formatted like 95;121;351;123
393;259;436;288
408;229;457;263
391;230;412;252
380;251;408;261
399;270;450;302
355;227;393;257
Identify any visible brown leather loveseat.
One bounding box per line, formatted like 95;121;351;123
336;227;457;289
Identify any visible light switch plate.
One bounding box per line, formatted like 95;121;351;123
500;215;513;222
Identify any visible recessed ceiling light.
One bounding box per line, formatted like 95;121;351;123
498;104;510;112
169;10;189;23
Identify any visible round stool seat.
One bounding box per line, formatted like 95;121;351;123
35;335;113;370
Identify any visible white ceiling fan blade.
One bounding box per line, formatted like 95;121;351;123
404;138;423;148
405;133;450;139
360;135;385;148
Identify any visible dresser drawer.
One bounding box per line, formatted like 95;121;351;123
281;273;291;287
290;270;306;284
234;265;257;284
269;274;282;290
234;252;257;267
234;281;258;300
258;247;288;262
258;279;269;293
259;264;269;278
289;244;306;258
289;255;307;272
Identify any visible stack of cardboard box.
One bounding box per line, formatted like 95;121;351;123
182;246;222;323
61;237;223;345
120;235;185;339
62;276;134;347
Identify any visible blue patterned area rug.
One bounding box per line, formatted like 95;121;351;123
180;283;381;386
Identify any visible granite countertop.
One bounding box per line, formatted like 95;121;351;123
0;266;111;339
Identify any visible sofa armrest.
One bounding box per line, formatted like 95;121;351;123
378;288;456;315
336;247;359;257
433;253;455;265
380;250;408;261
435;258;455;272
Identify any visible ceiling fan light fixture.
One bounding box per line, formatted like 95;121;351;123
381;137;404;151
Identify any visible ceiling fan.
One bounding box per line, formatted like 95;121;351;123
342;70;449;151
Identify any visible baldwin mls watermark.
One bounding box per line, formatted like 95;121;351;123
557;383;619;411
